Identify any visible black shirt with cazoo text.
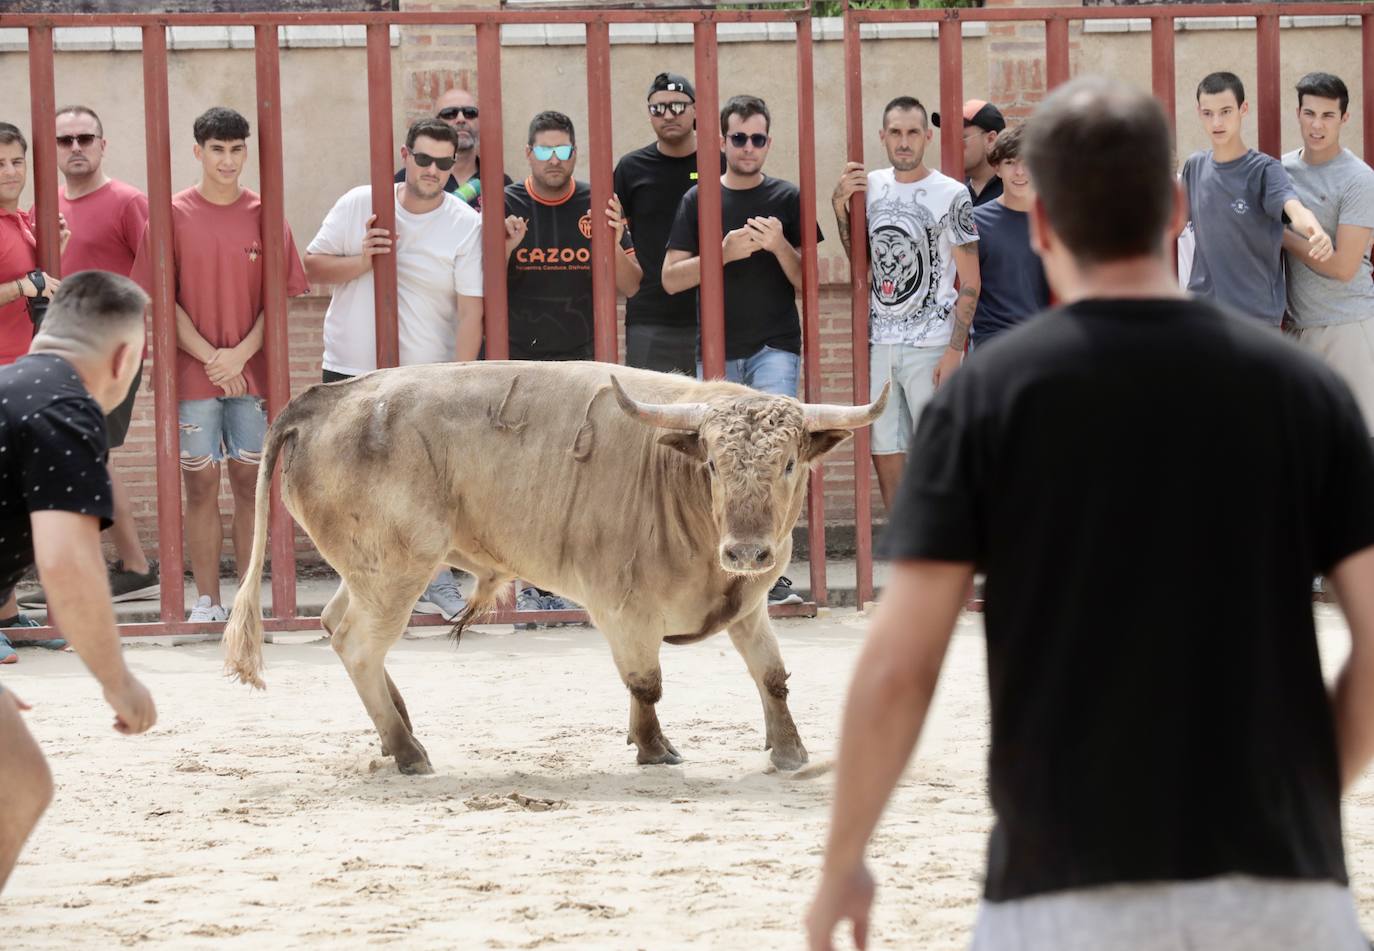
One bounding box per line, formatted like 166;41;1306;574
503;179;633;359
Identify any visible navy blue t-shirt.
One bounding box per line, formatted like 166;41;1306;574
970;200;1050;349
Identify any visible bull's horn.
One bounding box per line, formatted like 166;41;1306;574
610;375;708;431
802;381;891;431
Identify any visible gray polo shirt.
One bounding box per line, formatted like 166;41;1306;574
1282;147;1374;328
1182;149;1296;324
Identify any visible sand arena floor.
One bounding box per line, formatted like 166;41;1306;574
6;606;1374;949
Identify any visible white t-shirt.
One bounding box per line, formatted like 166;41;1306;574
309;184;484;375
865;167;978;348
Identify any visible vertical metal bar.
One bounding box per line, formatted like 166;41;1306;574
254;24;296;621
844;6;875;609
694;17;726;380
938;17;964;180
142;24;184;626
477;21;509;360
1256;13;1282;157
1151;15;1177;136
795;14;827;606
27;27;59;275
366;23;398;369
1045;16;1070;91
1364;14;1374;168
586;19;617;364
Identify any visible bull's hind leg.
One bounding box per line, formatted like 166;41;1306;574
727;604;808;771
603;629;681;766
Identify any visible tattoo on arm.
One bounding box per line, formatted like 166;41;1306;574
834;205;852;257
948;285;979;352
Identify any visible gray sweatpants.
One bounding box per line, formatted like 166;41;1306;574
970;875;1368;951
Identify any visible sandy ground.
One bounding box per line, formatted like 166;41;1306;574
4;606;1374;949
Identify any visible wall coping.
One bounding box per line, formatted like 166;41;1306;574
0;24;402;52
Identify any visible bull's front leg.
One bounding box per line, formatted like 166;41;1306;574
727;603;808;771
605;632;682;766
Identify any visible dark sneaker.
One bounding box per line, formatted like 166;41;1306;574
539;592;583;628
515;586;545;630
767;576;803;606
0;613;67;650
109;560;160;603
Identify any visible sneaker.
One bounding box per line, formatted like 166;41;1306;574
0;633;15;664
0;613;66;650
415;572;468;621
540;592;583;627
188;595;227;624
515;586;545;630
767;576;803;606
109;560;160;603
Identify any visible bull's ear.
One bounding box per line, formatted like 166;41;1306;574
803;430;852;462
658;432;706;460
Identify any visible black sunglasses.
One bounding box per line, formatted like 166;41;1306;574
437;106;479;121
648;101;691;118
56;134;98;148
727;132;769;149
411;151;457;171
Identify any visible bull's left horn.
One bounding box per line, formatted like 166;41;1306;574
802;381;891;431
610;376;708;431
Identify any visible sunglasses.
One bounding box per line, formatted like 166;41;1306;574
648;101;692;118
531;144;574;161
411;151;457;171
727;132;769;149
438;106;479;121
56;134;98;148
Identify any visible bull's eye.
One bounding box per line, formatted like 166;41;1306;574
785;459;796;476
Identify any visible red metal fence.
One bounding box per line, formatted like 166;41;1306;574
3;2;1371;636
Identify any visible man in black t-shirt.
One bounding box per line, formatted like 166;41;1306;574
614;72;724;375
808;78;1374;951
663;94;820;400
0;271;157;894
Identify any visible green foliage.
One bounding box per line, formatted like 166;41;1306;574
812;0;981;11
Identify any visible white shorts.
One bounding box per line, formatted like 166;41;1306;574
869;342;948;455
1292;319;1374;434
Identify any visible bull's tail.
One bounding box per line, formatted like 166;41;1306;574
448;577;515;644
222;418;296;690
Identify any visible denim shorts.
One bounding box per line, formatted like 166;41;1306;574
698;344;800;398
870;342;947;455
178;396;268;468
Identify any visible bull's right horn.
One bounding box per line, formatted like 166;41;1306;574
802;381;891;431
610;376;708;431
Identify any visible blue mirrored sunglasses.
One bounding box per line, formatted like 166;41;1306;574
531;144;574;161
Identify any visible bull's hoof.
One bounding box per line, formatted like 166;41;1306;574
769;743;809;772
397;756;434;776
635;734;683;766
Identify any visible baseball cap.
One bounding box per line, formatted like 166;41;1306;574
647;72;695;102
931;99;1006;133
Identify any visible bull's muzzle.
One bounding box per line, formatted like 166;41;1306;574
720;540;775;575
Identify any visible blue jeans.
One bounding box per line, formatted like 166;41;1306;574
178;396;268;467
699;344;800;397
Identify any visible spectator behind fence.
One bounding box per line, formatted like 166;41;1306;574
931;98;1007;207
663;94;820;607
830;95;978;512
0;271;158;891
1182;71;1332;325
807;74;1374;951
615;71;723;376
1282;71;1374;433
130;106;308;625
392;86;511;210
306;117;484;622
20;105;159;616
969;124;1050;351
502;109;639;623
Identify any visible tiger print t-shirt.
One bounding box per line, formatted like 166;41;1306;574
865;166;978;349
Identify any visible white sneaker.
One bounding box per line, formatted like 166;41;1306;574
188;595;228;623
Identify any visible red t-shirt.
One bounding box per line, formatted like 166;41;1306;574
131;187;308;401
0;208;38;365
59;178;148;277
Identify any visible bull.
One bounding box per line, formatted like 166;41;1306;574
223;362;885;775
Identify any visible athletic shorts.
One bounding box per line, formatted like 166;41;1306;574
104;361;142;449
626;323;697;376
1292;319;1374;435
870;342;947;455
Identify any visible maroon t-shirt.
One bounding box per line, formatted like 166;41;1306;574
0;208;38;365
131;187;308;401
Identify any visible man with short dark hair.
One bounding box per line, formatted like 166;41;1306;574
1183;71;1332;325
614;72;722;375
931;98;1006;206
808;75;1374;951
0;270;158;890
392;87;510;209
1282;71;1374;432
131;106;309;625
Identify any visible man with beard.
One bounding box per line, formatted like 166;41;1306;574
932;99;1007;207
307;117;484;621
613;72;722;375
392;87;510;211
832;95;980;510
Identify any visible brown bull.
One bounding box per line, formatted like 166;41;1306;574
223;362;885;775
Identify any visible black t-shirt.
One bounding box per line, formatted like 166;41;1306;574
667;175;820;360
0;353;114;593
392;159;512;211
880;298;1374;903
970;200;1050;348
504;179;632;359
614;143;725;330
969;173;1004;207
